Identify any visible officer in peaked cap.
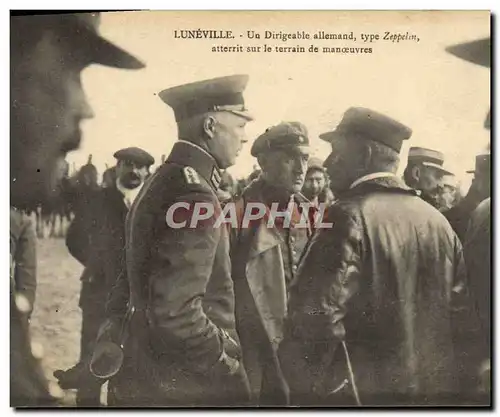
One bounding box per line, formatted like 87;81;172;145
318;107;412;195
160;74;254;124
280;107;467;406
96;75;253;406
232;121;314;405
403;146;454;209
11;11;145;407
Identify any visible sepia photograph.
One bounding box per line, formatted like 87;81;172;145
9;9;491;408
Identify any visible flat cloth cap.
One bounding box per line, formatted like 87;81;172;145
467;153;490;174
251;121;310;157
408;147;453;175
159;74;253;122
319;107;412;153
11;12;145;69
114;147;155;167
307;157;325;171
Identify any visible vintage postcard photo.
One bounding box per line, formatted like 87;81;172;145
9;10;490;407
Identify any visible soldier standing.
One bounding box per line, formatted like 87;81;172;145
97;75;254;406
279;107;470;406
231;122;315;405
403;147;454;209
10;11;144;406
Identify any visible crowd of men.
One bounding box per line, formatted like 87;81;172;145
10;12;491;408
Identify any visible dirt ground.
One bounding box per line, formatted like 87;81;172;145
29;238;107;406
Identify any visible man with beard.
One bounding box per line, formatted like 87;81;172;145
10;12;144;406
279;107;469;406
403;147;454;209
92;75;253;406
302;157;335;208
55;147;154;406
230;122;314;405
444;153;490;241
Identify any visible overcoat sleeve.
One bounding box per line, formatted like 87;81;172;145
149;190;225;372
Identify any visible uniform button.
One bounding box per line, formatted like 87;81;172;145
292;265;298;272
290;236;295;243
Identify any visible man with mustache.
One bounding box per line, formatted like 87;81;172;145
10;11;144;406
403;147;454;210
230;122;314;405
302;157;335;208
55;147;154;406
279;107;469;406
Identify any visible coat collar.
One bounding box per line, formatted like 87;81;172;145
341;175;418;198
241;178;312;258
167;140;222;192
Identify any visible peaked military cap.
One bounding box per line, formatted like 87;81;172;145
408;147;453;175
159;74;254;122
446;37;490;68
11;12;145;69
319;107;412;153
446;37;491;129
114;147;155;167
467;153;490;174
251;121;310;157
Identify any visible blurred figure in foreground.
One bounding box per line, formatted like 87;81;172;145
10;11;144;406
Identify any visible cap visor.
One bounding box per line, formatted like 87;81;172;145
228;109;254;121
422;162;454;175
446;38;490;68
319;131;341;143
87;31;145;69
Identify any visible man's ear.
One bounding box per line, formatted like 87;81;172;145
203;116;217;139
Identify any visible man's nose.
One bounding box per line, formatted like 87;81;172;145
77;87;95;120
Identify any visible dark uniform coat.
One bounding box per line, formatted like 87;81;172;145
66;185;129;360
106;141;249;406
279;176;472;406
